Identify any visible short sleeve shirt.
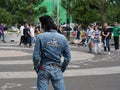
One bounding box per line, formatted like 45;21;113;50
102;28;111;39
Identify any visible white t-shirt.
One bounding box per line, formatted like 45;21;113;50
20;26;24;36
30;27;35;37
87;28;94;36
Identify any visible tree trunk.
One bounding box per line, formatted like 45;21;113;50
100;0;106;26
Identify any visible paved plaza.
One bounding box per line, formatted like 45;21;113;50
0;41;120;90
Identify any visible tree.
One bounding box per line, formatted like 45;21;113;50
61;0;120;26
0;0;47;24
88;0;120;25
0;7;12;23
71;0;100;26
109;0;120;22
87;0;111;26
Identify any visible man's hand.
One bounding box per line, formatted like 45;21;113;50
34;67;39;74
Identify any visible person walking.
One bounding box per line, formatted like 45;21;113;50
33;15;71;90
102;23;111;55
86;24;94;52
113;22;120;51
0;23;6;43
23;23;32;47
19;23;25;46
30;24;35;45
76;25;81;40
93;26;101;54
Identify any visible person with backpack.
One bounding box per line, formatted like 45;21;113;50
113;22;120;51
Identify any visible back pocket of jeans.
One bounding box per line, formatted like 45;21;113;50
38;70;49;80
52;68;63;80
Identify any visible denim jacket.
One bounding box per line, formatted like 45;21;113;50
33;30;71;72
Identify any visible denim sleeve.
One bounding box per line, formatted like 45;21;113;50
62;41;71;72
33;36;41;70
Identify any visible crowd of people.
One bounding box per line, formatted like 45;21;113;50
0;22;42;47
74;22;120;55
19;23;35;47
18;23;43;47
1;21;120;53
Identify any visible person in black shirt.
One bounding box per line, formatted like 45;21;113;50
102;23;111;55
23;23;32;47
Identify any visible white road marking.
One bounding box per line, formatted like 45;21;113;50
0;60;80;68
0;60;32;65
68;65;80;68
31;87;37;89
0;46;34;50
1;45;118;79
1;83;22;89
0;66;120;79
0;49;95;61
70;51;95;61
0;50;31;57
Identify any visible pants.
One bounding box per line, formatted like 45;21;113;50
87;36;92;51
94;43;101;53
24;36;31;47
27;36;32;47
19;36;24;45
114;36;119;50
0;32;5;41
103;38;110;52
37;65;65;90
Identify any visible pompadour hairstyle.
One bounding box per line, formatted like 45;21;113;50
39;15;57;31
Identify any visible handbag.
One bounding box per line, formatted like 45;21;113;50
90;41;94;48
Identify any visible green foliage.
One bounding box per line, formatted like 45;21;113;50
61;0;67;9
1;0;120;25
0;8;13;23
71;0;100;26
106;4;120;23
52;6;57;20
0;0;46;24
61;0;120;26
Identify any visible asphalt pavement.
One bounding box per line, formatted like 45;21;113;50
0;41;120;90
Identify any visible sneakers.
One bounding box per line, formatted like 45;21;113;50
98;52;102;54
103;52;111;55
108;52;111;55
2;40;6;43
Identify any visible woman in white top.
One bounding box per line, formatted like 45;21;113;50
19;24;25;46
30;24;35;45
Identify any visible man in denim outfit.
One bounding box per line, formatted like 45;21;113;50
33;15;71;90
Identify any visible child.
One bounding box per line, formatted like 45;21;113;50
93;26;101;54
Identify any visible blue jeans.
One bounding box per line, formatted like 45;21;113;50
0;33;5;41
103;38;110;52
87;36;92;51
37;65;65;90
